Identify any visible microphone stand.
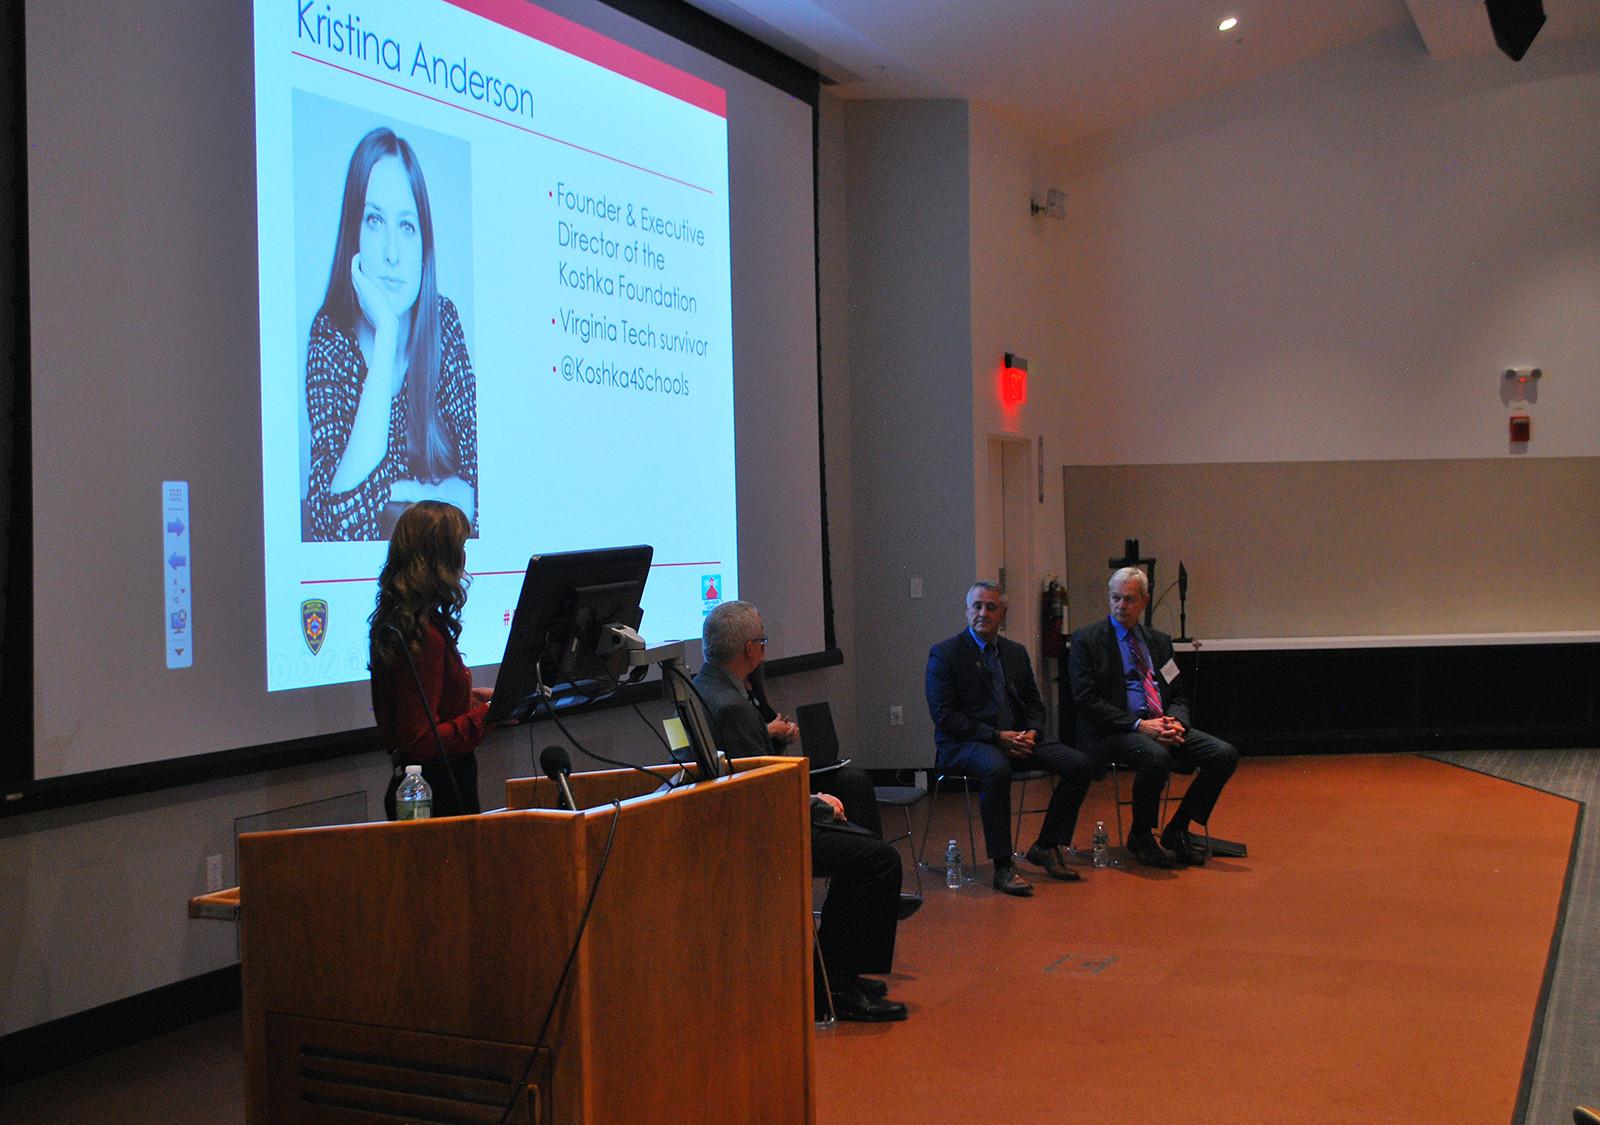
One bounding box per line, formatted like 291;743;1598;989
541;747;580;812
1176;561;1190;644
1181;636;1247;859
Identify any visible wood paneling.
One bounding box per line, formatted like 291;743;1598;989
238;759;813;1123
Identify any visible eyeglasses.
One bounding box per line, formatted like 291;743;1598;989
968;601;1002;612
748;635;769;647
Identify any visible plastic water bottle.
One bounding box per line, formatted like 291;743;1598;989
1092;821;1109;868
944;839;963;889
395;765;433;821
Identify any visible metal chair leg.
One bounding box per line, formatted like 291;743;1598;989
1111;762;1127;846
1012;774;1059;856
1013;774;1029;857
918;769;983;882
812;896;835;1030
916;769;941;873
958;780;981;877
1112;760;1176;846
898;803;924;896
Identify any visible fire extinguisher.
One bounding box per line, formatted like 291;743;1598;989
1042;578;1065;657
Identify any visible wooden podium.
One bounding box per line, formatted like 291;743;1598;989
236;757;814;1123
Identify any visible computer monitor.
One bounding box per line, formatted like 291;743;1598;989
485;545;653;725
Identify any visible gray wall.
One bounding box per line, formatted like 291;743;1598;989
1065;457;1600;638
842;100;978;768
1048;29;1600;638
1051;30;1600;468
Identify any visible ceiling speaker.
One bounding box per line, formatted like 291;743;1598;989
1485;0;1546;61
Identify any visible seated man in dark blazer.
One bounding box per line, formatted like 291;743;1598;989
692;600;907;1022
1068;566;1238;868
925;581;1093;897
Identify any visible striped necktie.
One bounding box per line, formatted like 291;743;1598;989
1130;633;1164;718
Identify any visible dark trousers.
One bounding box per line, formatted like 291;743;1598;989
811;764;883;838
1106;727;1237;834
812;821;901;987
384;752;481;820
937;739;1093;863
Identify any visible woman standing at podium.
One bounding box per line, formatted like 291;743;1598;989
369;500;492;818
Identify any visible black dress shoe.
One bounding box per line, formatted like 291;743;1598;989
1127;831;1177;869
1024;843;1083;882
1160;827;1207;866
896;893;924;920
993;865;1034;896
831;982;908;1022
856;976;889;1000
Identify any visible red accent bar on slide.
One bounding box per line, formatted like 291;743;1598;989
445;0;727;118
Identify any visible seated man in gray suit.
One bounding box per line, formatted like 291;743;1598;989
692;600;907;1022
1068;566;1238;868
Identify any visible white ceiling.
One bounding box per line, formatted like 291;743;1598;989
683;0;1600;145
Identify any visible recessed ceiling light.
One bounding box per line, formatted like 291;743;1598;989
1219;17;1239;32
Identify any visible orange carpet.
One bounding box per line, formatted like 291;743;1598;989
815;754;1576;1124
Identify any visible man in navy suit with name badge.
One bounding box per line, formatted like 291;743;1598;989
926;581;1093;896
1069;566;1238;868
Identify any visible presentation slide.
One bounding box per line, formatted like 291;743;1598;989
255;0;737;690
17;0;824;788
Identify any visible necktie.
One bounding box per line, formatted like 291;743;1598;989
984;643;1010;728
1130;634;1164;718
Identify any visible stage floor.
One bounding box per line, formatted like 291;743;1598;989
815;753;1577;1125
0;753;1581;1123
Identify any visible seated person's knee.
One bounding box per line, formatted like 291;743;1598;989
1059;751;1093;781
1135;741;1175;771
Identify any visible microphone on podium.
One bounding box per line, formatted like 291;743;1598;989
540;744;580;811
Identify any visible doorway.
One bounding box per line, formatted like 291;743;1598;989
981;435;1034;655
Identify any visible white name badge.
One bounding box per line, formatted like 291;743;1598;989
1160;658;1180;684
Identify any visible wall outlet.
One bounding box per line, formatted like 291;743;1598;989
205;854;224;892
909;577;923;599
889;705;904;726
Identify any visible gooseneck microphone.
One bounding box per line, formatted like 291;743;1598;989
539;744;580;812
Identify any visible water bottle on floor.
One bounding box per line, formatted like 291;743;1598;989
396;765;433;821
1092;820;1109;868
944;839;963;889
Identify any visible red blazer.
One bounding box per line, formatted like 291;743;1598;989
371;621;488;764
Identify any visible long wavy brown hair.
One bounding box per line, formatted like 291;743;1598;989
369;501;472;668
319;127;455;482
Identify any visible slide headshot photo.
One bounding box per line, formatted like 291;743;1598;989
293;95;479;542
